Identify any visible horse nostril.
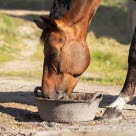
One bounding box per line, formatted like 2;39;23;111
56;91;66;100
60;96;64;100
46;96;51;99
56;91;64;95
56;91;59;94
57;95;64;100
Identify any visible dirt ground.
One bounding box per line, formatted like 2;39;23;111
0;9;136;136
0;77;136;136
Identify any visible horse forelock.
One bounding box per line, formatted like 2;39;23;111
49;0;72;20
40;27;51;43
40;24;62;43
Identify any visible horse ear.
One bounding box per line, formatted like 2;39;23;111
40;16;58;30
33;20;45;29
34;16;59;31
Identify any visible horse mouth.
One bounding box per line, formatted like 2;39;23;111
34;86;68;100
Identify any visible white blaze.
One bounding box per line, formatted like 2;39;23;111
109;96;129;111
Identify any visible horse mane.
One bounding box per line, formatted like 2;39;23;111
49;0;72;20
41;0;72;42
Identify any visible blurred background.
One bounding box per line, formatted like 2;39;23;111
0;0;136;86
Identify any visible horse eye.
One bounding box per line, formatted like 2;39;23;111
50;50;58;59
49;35;56;42
50;53;57;59
58;38;65;44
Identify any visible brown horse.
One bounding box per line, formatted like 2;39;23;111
34;0;101;100
34;0;136;119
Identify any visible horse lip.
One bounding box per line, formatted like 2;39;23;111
56;93;65;100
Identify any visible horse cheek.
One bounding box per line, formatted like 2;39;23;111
59;41;90;75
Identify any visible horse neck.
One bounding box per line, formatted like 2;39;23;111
57;0;102;41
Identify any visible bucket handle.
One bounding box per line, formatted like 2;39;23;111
87;92;103;104
34;86;42;97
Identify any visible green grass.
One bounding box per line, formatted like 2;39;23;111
0;14;23;62
102;0;128;7
83;0;130;85
0;13;39;63
80;32;129;85
0;0;131;85
31;45;44;61
29;31;129;85
0;70;42;80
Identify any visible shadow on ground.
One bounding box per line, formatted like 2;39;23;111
5;4;131;45
0;0;130;44
0;91;136;122
0;91;42;122
90;6;131;44
0;91;35;105
11;14;49;22
0;0;53;11
0;91;136;107
0;105;41;122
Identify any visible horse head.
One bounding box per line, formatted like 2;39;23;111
34;0;101;99
34;16;90;99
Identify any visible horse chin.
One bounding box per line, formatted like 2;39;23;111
44;91;69;100
56;93;69;100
